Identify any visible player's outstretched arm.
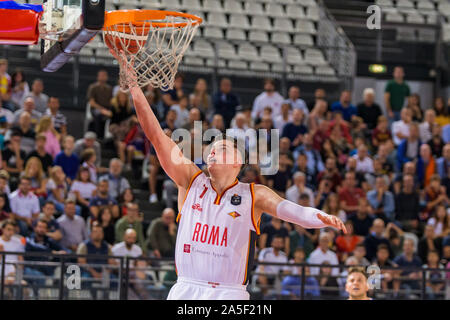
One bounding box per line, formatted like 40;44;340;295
111;50;199;189
254;184;347;233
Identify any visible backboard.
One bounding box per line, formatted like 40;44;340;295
40;0;105;72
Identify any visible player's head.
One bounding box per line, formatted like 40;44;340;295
206;135;246;178
345;267;370;300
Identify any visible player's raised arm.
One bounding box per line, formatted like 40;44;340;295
254;184;347;233
112;50;199;189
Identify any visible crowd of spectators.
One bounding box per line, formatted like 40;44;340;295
0;58;449;299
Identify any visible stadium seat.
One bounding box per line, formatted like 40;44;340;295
206;13;228;28
180;0;201;11
229;14;251;29
296;19;316;34
438;2;450;16
249;30;270;42
223;0;242;14
417;29;436;42
406;12;425;24
217;42;237;59
396;0;414;9
271;32;292;45
315;65;336;76
304;48;326;65
226;29;247;41
425;12;438;24
442;23;450;42
162;0;181;10
396;28;416;41
237;43;261;61
293;34;314;46
305;5;320;21
273;18;294;32
192;40;215;58
202;0;223;12
277;0;295;4
375;0;394;6
386;12;404;22
183;56;204;66
286;4;305;19
271;63;291;73
293;65;313;74
285;46;303;64
204;27;224;39
205;58;227;68
228;60;248;70
250;61;270;72
297;0;317;7
251;16;273;31
260;44;282;62
417;1;435;11
265;3;285;17
245;2;264;16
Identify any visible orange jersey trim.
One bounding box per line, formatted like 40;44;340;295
177;170;203;223
211;179;239;205
250;183;260;235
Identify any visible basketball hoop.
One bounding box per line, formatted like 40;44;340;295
103;10;202;90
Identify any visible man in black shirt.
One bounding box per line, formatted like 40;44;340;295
2;131;26;187
348;198;374;237
364;218;393;261
212;78;240;128
25;133;53;174
356;88;383;131
394;174;420;232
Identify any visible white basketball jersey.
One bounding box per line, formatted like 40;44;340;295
175;171;260;286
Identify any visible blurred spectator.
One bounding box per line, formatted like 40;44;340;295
293;133;325;177
423;174;448;222
189;78;212;121
372;244;397;293
418;225;443;263
70;167;97;220
25;134;54;174
89;179;120;220
423;250;446;299
307;88;328;111
336;221;362;262
433;97;450;127
308;233;339;276
349;243;370;266
81;148;98;183
273;103;292;132
35;115;60;159
46;166;73;214
74;131;101;167
182;107;202;131
384;66;410;122
286;172;314;206
348;198;374;237
45;97;67;136
112;228;142;257
352;144;374;174
420;109;436;143
393;238;422;298
101;158;130;201
281;109;307;150
22;79;48;113
266;153;292;197
428;124;444;158
252;78;284;120
146;208;177;258
57;199;88;252
9;111;35;154
317;261;340;299
9;177;40;236
406;93;423;122
0;193;10;224
213;78;239;128
0;59;11;108
2;131;26;185
316;158;341;193
330;90;356;122
87;70;113;139
13;96;42;127
289;224;315;259
322;193;346;223
115;202;144;250
38;201;62;242
0;220;24;280
371;116;391;149
210;114;225;133
394;174;420;232
10;69;29;109
0;99;14;136
161;73;185;111
256;235;289;294
427;204;450;238
392;108;413;146
54;135;79;182
21;157;47;202
171;95;189;128
339;171;365;216
259;217;289;253
397;123;421;175
417;144;436;188
356;88;382;131
98;207;115;245
364;218;392;261
118;188;135;216
367;175;395;222
284;86;309;117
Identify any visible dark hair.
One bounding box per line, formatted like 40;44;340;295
11;68;25;88
377;244;389;252
76;166;91;181
36;219;48;227
118;188;135;204
20;176;32;184
272;234;285;242
347;267;368;279
355;243;365;249
1;219;16;229
294;247;305;255
299;193;310;201
98;207;113;226
43;201;55;208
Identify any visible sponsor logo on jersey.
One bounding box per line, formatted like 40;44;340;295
183;244;191;253
192;203;203;213
228;211;241;219
192;222;228;247
231;194;241;205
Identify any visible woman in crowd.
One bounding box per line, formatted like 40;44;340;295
335;221;362;263
189;78;212;121
35;116;60;159
322;193;347;223
109;90;134;149
118;188;135;217
21;156;47;204
433;97;450;127
427;204;450;238
10;69;29;109
80;147;98;183
70;167;97;220
406;93;423;122
46;165;79;215
98;207;115;244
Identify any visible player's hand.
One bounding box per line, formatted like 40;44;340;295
317;213;347;234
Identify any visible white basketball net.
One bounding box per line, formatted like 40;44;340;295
103;15;199;90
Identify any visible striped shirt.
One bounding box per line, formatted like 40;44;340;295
45;109;67;132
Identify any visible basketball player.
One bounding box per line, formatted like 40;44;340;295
111;50;346;300
345;267;372;300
